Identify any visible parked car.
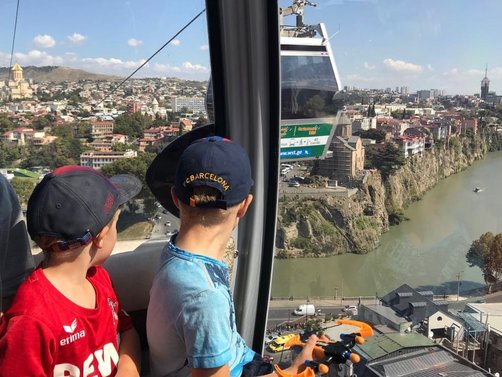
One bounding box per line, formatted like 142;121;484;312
342;305;358;316
293;304;316;316
267;333;296;352
288;180;300;187
264;333;278;346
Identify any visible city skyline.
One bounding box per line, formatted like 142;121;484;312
0;0;501;95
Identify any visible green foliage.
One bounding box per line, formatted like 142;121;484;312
318;221;337;236
357;128;386;143
33;114;56;130
352;215;377;230
21;138;86;169
485;234;502;289
292;237;311;249
113;112;152;139
10;177;37;205
74;123;92;140
111;143;132;152
467;232;494;269
388;210;409;226
366;143;405;179
305;319;324;336
51;124;74;138
0;143;21;168
0;114;15;132
466;232;502;291
449;137;462;154
100;153;157;216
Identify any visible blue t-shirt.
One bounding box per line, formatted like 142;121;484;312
147;238;255;377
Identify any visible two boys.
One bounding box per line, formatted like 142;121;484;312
146;136;317;377
0;166;142;376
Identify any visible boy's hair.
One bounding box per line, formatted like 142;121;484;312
34;209;121;252
27;166;141;252
174;136;253;210
179;186;237;226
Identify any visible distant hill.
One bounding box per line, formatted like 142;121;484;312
0;66;122;83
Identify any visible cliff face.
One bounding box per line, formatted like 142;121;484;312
276;135;487;257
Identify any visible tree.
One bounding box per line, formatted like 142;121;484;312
10;177;37;205
358;129;386;143
368;143;405;179
466;232;494;270
485;234;502;293
21;138;86;169
113;112;152;139
0;143;21;168
0;114;15;132
100;152;158;216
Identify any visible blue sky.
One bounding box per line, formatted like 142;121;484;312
1;0;501;95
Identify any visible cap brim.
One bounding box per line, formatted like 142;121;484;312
109;174;143;205
146;124;216;218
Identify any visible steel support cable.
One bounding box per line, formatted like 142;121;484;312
8;0;21;82
96;8;206;107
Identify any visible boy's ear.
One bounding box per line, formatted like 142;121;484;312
236;194;253;218
171;187;180;209
93;225;110;248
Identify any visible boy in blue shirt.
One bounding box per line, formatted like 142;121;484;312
146;137;316;377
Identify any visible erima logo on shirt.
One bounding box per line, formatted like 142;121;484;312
61;318;86;346
63;319;78;333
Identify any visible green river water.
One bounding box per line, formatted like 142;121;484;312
271;151;502;298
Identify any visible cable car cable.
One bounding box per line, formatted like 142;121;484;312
95;8;206;107
8;0;21;82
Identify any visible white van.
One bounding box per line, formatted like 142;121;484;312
293;304;316;316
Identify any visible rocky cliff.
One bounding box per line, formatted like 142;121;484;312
276;134;488;257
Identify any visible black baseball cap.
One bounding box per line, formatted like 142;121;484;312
146;124;216;216
174;136;253;209
27;166;142;244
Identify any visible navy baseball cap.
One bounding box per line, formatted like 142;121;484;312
27;166;142;244
175;136;253;209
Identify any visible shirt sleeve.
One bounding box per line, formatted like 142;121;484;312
179;288;232;369
0;315;57;376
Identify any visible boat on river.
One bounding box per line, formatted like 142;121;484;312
473;187;483;193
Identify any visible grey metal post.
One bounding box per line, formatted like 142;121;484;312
205;0;281;352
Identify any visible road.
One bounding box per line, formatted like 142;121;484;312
266;304;345;329
150;207;180;240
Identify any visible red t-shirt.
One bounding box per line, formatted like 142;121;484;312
0;266;133;377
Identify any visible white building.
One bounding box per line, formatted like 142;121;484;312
171;96;206;114
80;150;137;169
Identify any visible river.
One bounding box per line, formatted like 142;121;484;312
271;151;502;298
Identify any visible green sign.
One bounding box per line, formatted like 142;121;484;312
280;119;335;160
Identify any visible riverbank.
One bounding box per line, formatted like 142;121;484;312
276;132;490;258
272;150;502;297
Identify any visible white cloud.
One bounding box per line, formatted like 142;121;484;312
383;58;422;73
33;34;56;49
81;57;146;71
13;50;63;65
182;62;209;73
363;62;375;70
153;61;209;75
345;73;375;82
427;64;434;72
67;33;87;44
171;39;181;46
465;68;484;76
64;52;78;62
153;63;182;73
128;38;143;47
200;44;209;51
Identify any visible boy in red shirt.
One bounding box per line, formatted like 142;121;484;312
0;166;142;377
